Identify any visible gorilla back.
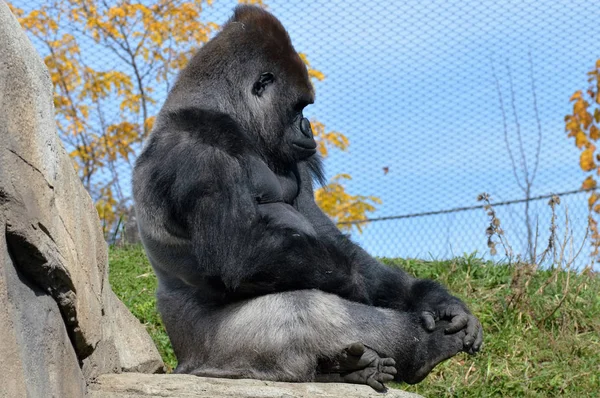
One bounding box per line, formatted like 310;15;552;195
133;5;482;391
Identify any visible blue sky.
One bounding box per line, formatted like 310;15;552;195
14;0;600;267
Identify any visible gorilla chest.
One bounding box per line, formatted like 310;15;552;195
247;157;299;205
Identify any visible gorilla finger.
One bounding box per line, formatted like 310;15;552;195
466;340;476;354
465;324;483;354
463;317;479;347
343;370;372;385
472;324;484;352
366;377;386;392
346;342;366;356
381;366;397;375
381;358;396;366
421;311;436;331
467;342;479;355
445;313;468;333
378;372;395;383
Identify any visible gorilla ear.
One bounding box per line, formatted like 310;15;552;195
252;72;275;97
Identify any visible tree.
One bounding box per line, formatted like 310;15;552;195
492;54;543;263
565;59;600;257
8;0;379;236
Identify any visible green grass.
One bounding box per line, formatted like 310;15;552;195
108;245;176;370
109;246;600;397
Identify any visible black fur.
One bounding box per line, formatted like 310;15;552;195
133;5;482;391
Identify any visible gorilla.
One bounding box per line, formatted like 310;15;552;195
132;5;482;391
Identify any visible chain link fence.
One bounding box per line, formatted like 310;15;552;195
10;0;600;269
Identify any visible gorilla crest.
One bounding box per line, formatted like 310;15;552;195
132;5;482;392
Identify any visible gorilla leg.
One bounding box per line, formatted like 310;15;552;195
157;287;466;387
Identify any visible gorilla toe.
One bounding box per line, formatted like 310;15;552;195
318;342;397;392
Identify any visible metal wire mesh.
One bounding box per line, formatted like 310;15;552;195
10;0;600;269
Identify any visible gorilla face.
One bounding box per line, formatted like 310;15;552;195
246;54;317;168
164;5;318;168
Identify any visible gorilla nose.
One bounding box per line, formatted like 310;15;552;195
300;118;313;138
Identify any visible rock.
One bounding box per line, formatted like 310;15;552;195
0;227;86;398
0;2;164;395
88;373;424;398
82;287;165;379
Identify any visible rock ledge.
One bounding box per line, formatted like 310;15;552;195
88;373;423;398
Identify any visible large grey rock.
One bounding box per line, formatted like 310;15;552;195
88;373;424;398
0;227;86;398
0;1;163;395
82;286;165;379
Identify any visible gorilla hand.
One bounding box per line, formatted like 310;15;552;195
411;280;482;355
418;297;483;355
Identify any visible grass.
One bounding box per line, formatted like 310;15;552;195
109;246;600;397
108;244;176;370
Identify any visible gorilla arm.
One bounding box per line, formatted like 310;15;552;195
179;145;373;302
294;160;483;354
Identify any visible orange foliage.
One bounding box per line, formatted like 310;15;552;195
315;175;382;233
566;59;600;256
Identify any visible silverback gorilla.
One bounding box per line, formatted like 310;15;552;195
133;5;482;391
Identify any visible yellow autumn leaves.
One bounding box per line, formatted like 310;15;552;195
566;59;600;195
316;175;382;233
567;59;600;256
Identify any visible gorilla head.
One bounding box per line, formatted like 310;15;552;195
166;6;317;168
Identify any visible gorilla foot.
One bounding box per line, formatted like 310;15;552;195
317;342;397;392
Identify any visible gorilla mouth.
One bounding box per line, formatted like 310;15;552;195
293;143;317;160
293;142;317;151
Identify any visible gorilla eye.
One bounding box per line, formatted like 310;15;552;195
252;72;275;97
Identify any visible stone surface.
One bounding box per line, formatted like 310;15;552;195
83;286;165;380
0;227;87;398
88;373;424;398
0;2;163;395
